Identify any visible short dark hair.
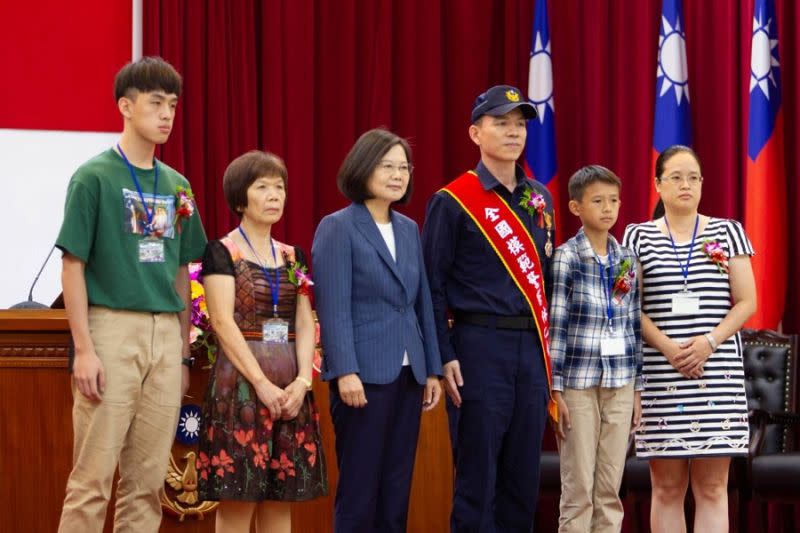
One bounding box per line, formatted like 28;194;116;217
568;165;622;201
337;128;413;205
114;56;183;102
223;150;288;217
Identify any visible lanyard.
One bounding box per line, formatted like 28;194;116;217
664;215;699;292
238;226;280;317
596;249;615;331
117;144;159;236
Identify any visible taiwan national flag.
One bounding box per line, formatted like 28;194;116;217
525;0;561;243
745;0;786;330
650;0;692;214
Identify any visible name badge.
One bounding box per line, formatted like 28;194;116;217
672;292;700;315
262;318;289;343
138;238;165;263
600;334;626;356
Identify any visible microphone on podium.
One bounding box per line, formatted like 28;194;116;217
9;245;56;309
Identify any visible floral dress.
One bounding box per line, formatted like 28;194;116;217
197;237;327;501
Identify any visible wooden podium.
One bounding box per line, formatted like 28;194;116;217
0;309;453;532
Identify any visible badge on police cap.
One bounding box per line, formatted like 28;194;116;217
505;89;520;102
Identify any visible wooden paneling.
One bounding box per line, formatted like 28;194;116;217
0;310;73;532
0;310;453;532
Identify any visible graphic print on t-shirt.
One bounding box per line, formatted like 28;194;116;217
122;188;176;238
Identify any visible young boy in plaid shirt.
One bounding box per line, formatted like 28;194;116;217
550;165;643;533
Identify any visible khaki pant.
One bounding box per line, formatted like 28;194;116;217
558;382;634;533
58;307;182;533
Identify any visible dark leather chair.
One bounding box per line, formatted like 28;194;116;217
539;449;561;494
739;329;799;529
537;426;562;527
621;435;650;532
622;329;797;532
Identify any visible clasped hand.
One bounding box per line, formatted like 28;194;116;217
663;335;714;378
254;378;307;421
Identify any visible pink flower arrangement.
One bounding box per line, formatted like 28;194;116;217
702;239;729;274
287;261;314;297
189;262;217;365
519;189;548;228
528;193;546;212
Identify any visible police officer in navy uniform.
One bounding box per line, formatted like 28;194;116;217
422;85;555;532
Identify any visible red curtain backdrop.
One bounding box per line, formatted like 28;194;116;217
143;1;800;530
143;0;800;334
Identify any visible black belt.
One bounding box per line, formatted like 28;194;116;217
454;311;536;330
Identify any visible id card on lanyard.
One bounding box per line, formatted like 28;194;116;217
138;238;165;262
597;250;625;356
238;226;289;343
117;143;166;263
666;215;701;315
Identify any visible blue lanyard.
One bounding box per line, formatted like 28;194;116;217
117;144;159;236
664;215;699;292
238;226;280;317
596;250;615;330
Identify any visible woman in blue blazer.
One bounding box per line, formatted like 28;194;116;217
312;128;443;532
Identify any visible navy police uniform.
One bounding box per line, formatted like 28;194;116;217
422;86;555;533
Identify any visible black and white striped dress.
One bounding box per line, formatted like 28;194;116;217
623;218;753;458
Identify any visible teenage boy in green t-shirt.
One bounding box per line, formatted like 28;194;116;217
56;57;207;532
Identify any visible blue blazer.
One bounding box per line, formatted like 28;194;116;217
312;203;443;385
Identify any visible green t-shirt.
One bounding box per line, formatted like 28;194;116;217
56;148;208;312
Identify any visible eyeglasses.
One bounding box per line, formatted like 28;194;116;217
659;174;703;186
378;161;413;175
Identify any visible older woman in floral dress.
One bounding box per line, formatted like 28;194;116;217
196;150;327;533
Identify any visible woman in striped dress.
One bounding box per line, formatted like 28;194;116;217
622;145;756;533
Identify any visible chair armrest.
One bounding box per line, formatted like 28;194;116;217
749;409;770;459
750;409;800;458
767;411;800;426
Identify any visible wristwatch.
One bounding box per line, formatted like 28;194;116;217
181;357;195;368
703;333;718;352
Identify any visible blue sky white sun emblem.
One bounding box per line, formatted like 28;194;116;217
528;31;554;124
176;404;202;445
749;12;779;100
657;14;689;105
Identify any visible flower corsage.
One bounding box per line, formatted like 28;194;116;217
173;186;196;233
612;258;636;304
286;254;314;298
275;244;315;297
702;239;729;274
519;189;551;228
287;263;314;297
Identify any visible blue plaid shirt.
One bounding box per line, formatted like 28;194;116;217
550;228;643;391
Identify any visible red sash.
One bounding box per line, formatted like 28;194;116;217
442;171;557;421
